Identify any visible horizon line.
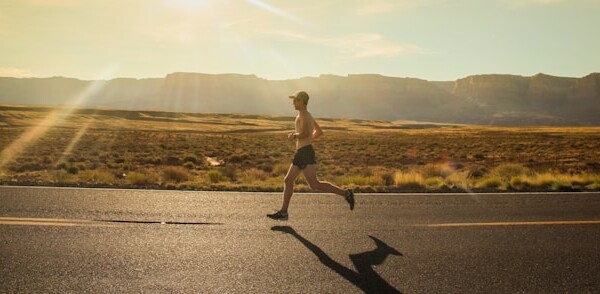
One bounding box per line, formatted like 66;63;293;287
1;71;598;82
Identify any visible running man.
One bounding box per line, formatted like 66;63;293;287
267;91;355;220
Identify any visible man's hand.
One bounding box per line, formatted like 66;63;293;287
287;132;296;141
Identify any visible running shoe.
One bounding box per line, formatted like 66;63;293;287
267;210;288;220
345;189;355;210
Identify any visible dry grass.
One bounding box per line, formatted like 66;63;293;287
1;104;599;192
394;171;425;189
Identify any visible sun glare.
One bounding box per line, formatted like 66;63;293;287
244;0;303;23
165;0;212;8
56;123;91;166
0;66;117;172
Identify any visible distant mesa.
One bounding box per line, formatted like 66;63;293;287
0;72;598;126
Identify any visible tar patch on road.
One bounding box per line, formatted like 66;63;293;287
95;219;224;225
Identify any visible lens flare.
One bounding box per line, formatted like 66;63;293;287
55;122;91;166
245;0;303;23
0;66;117;171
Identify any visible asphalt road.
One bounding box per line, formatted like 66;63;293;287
1;186;599;293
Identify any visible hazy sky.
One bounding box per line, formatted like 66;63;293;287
1;0;598;81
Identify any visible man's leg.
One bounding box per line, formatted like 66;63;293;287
281;164;302;212
302;164;345;196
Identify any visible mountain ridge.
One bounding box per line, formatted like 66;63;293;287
0;72;598;126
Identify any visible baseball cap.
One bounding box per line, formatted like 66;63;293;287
289;91;309;104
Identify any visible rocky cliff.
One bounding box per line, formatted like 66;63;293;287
0;72;598;125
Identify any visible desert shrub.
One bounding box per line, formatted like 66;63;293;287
49;170;71;183
259;164;273;173
581;173;600;189
79;170;115;184
272;163;290;176
183;154;201;165
491;163;530;180
424;177;445;189
183;162;195;170
380;173;394;186
469;167;487;178
43;156;53;164
127;171;156;185
587;179;600;190
229;153;250;163
476;177;504;189
394;171;424;189
10;162;44;172
67;166;79;174
551;181;572;191
509;176;528;190
162;166;189;183
241;168;269;183
337;175;382;186
208;169;224;183
421;163;454;179
68;155;85;163
524;173;555;188
567;173;593;186
164;156;181;165
219;166;237;181
445;171;471;190
144;157;162;165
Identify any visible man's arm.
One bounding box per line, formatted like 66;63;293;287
312;120;323;139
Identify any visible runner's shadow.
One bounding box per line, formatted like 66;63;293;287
271;226;402;294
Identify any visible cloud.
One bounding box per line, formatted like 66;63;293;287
257;29;426;59
0;68;34;78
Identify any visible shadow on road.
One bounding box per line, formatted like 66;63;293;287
271;226;402;294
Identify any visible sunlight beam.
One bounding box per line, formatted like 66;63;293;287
55;122;91;166
0;65;117;171
244;0;303;23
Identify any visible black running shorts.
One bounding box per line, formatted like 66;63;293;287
292;145;317;169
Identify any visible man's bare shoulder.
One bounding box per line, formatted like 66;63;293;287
299;111;314;120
